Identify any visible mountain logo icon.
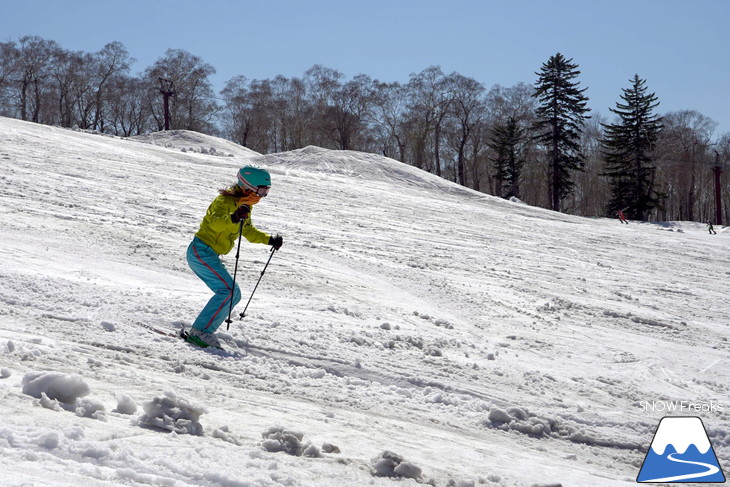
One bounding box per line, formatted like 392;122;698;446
637;416;726;483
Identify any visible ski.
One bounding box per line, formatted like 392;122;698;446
137;322;247;356
179;326;226;350
137;322;179;338
137;322;218;347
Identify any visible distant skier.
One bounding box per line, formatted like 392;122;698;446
707;221;717;235
186;165;283;348
617;209;628;224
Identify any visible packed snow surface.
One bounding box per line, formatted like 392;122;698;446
0;117;728;486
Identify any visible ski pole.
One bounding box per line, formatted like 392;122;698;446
238;246;276;320
225;220;245;330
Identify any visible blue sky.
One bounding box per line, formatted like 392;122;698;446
2;0;729;136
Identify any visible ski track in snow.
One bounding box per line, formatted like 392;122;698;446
0;117;728;486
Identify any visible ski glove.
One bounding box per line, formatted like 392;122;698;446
269;234;283;250
231;204;250;224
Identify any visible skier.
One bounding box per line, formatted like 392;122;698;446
186;165;283;348
707;221;717;235
617;209;628;224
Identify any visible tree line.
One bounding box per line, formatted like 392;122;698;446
1;35;727;223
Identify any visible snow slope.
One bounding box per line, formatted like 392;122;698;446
0;116;728;486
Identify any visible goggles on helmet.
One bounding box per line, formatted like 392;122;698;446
238;177;270;197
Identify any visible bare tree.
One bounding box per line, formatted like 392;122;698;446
71;55;97;129
715;134;730;225
0;41;20;116
16;35;60;123
485;82;537;125
570;112;608;215
269;75;312;151
328;74;377;150
91;42;134;132
146;49;218;132
221;75;297;153
371;81;408;160
405;66;452;173
106;75;153;136
221;75;253;146
448;74;485;187
656;110;718;221
466;109;490;192
48;48;87;127
303;65;343;148
285;76;312;149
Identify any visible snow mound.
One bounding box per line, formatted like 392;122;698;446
21;371;90;404
131;129;261;160
257;145;483;197
136;390;206;435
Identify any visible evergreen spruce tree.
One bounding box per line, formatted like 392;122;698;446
533;53;591;212
601;74;663;220
488;116;526;199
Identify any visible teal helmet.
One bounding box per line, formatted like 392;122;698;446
237;165;271;190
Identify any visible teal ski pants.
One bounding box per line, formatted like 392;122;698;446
187;237;241;333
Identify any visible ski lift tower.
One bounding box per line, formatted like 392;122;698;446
158;78;175;131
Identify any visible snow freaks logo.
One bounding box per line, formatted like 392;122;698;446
637;416;726;483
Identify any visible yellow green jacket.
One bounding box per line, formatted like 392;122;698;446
195;194;270;255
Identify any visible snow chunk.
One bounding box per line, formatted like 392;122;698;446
487;407;514;424
22;371;90;404
261;426;304;456
38;392;62;411
394;461;422;479
100;321;116;332
136;390;206;435
114;392;138;415
485;406;554;437
63;425;85;440
322;442;341;454
1;368;11;378
212;425;243;446
372;450;423;480
302;444;322;458
36;432;60;449
75;397;107;421
261;426;320;457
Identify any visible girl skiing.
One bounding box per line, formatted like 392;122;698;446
186;165;283;348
